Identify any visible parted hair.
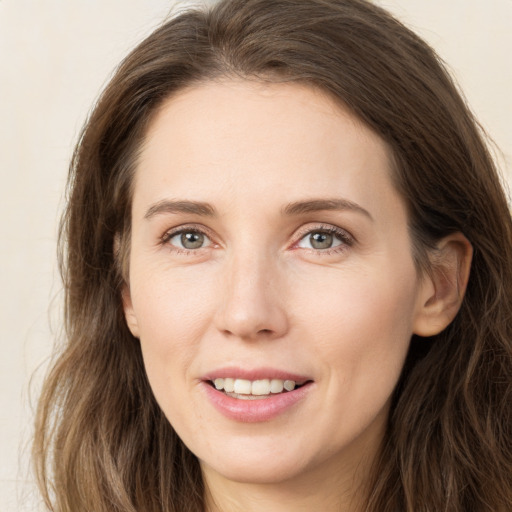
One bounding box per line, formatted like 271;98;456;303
33;0;512;510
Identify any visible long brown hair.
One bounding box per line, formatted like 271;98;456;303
33;0;512;510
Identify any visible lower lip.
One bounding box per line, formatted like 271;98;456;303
201;381;313;423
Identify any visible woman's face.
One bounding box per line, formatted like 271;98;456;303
123;80;431;488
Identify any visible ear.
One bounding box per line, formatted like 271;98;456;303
413;232;473;337
114;233;140;338
122;284;140;338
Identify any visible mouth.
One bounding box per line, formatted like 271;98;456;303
207;377;310;400
201;371;314;422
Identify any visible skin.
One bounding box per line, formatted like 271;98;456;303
123;80;471;512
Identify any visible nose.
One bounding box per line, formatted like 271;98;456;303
214;251;289;341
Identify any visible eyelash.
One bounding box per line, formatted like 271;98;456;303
160;223;354;255
160;224;216;255
292;224;354;255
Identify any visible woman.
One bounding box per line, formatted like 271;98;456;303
33;0;512;510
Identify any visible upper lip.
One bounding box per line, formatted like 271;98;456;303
201;367;312;384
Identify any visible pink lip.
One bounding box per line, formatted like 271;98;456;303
199;367;314;423
201;366;310;383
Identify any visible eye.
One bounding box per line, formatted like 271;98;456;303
164;229;212;250
296;226;352;251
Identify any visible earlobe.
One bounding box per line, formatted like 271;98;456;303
413;232;473;337
122;285;140;338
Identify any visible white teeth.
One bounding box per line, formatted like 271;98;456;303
212;377;298;395
223;378;235;393
270;379;284;393
284;380;295;391
233;379;252;394
252;379;270;395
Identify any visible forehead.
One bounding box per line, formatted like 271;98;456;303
133;80;400;220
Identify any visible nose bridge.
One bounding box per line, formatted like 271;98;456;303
215;242;288;340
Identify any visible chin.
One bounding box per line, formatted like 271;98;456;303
201;456;307;485
194;433;324;486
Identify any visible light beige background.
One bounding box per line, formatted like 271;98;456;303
1;1;510;510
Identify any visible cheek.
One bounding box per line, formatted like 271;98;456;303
297;261;418;390
131;271;218;435
291;268;418;451
133;264;215;339
130;266;217;389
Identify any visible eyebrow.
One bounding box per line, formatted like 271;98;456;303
144;197;373;221
144;200;216;219
282;198;373;220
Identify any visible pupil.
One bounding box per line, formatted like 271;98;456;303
310;232;333;249
181;232;204;249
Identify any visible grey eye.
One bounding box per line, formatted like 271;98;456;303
298;230;344;250
309;232;333;249
168;231;211;250
181;232;205;249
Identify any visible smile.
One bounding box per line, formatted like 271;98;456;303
211;378;303;399
202;377;313;422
